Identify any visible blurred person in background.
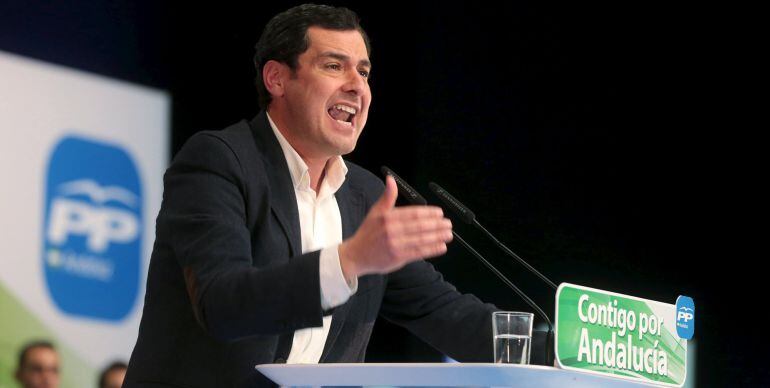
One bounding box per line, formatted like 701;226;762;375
98;361;127;388
14;340;59;388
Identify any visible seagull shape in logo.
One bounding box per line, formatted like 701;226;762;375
58;179;138;208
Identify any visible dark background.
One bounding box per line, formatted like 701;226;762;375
1;1;761;386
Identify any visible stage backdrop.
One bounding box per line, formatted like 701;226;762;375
0;50;168;388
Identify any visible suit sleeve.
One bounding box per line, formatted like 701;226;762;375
157;132;324;341
379;261;498;361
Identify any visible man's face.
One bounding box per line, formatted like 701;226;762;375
16;347;60;388
273;26;372;159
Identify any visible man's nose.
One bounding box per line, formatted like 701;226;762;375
342;69;367;96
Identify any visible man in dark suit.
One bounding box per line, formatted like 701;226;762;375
124;4;496;387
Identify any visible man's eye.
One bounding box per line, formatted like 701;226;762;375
359;70;370;79
326;63;342;71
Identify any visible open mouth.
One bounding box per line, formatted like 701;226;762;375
328;104;357;127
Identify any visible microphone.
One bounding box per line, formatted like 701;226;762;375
381;166;553;365
381;166;427;205
428;182;558;291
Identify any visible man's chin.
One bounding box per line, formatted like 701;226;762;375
334;143;357;156
325;135;359;156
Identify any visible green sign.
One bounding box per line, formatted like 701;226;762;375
555;283;688;387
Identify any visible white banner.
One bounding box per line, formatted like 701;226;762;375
0;50;168;387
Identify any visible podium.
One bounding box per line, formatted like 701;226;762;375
256;363;660;387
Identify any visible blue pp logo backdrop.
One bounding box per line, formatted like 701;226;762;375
675;295;695;340
43;136;142;321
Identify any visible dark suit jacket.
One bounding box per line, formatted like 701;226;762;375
124;112;496;388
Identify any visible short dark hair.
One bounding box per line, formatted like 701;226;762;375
17;340;56;370
98;361;128;388
254;4;371;109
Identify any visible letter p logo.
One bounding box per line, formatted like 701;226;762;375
675;295;695;340
43;136;142;321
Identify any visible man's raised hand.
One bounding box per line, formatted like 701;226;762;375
338;175;453;281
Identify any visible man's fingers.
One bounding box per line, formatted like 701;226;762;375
383;229;453;262
385;217;452;237
392;229;453;248
398;242;449;261
372;175;399;213
389;205;444;220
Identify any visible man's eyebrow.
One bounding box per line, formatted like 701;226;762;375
319;51;372;68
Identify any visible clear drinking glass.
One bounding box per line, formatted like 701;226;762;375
492;311;534;364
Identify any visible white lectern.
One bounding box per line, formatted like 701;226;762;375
256;363;660;387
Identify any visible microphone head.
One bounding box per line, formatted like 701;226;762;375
381;166;427;205
429;182;476;224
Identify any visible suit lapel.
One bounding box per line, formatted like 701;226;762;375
248;113;302;257
336;176;363;240
319;175;366;362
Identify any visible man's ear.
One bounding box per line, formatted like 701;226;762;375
263;60;288;98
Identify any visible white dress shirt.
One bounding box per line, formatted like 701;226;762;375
267;113;358;364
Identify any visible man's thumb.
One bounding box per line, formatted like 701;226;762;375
374;175;398;211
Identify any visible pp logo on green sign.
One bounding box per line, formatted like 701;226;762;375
676;295;695;340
